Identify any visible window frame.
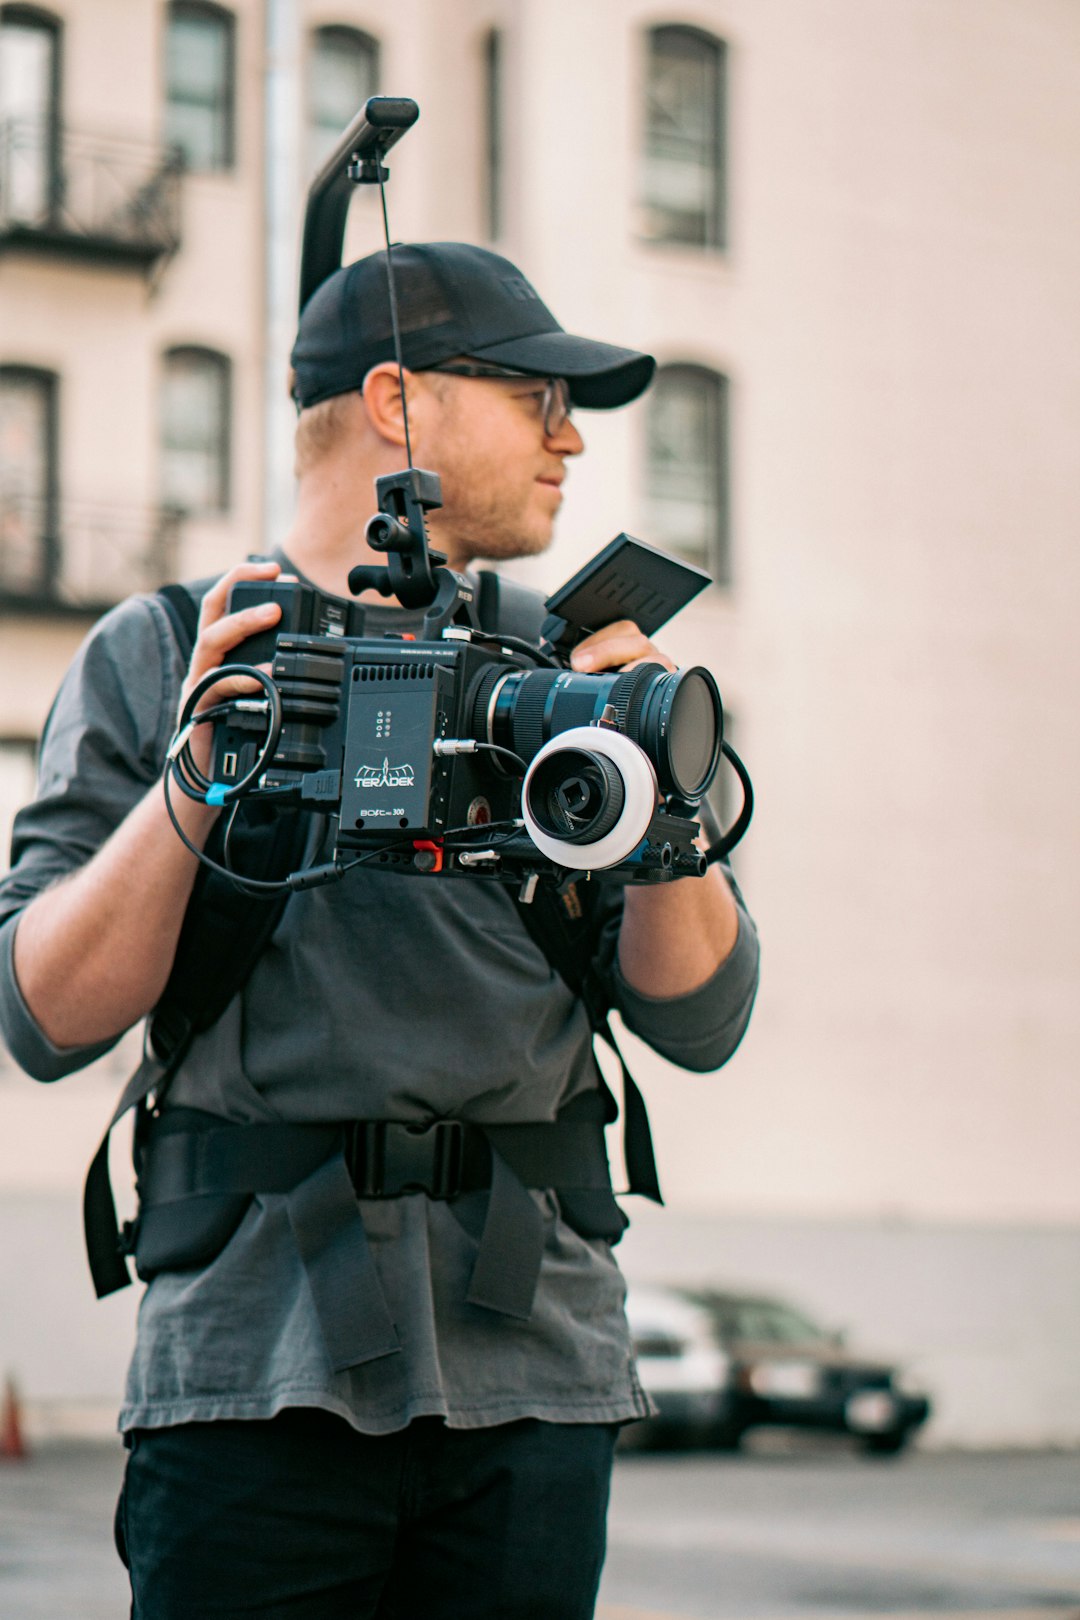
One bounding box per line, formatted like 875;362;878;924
306;24;379;178
0;4;64;218
641;24;727;251
0;362;60;593
645;361;731;586
159;344;232;518
164;0;236;174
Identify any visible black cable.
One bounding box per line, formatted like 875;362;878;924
221;801;244;875
467;630;561;670
166;779;352;899
704;741;754;862
171;762;214;805
432;741;527;776
173;702;245;795
170;665;283;807
165;766;519;896
377;168;412;470
438;818;524;844
338;843;412;876
162;769;295;897
475;742;527;776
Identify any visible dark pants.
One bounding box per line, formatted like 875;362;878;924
116;1409;618;1619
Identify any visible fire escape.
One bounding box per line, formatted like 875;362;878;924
0;118;185;613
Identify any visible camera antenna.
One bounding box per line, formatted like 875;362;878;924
298;97;463;618
372;164;413;470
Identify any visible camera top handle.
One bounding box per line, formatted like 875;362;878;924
297;97;473;624
299;97;419;314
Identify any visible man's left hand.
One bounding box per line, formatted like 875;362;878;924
564;622;740;997
568;620;676;675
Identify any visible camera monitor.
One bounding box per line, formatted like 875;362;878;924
542;533;711;643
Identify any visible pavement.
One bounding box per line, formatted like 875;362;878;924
0;1439;128;1619
4;1437;1080;1619
600;1442;1080;1620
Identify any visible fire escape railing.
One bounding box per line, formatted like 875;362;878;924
0;118;183;270
0;490;182;614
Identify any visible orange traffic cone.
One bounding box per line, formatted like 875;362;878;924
0;1375;27;1460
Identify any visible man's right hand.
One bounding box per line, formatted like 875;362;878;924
12;562;286;1053
179;559;287;718
178;562;288;787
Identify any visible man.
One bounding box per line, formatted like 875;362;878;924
0;243;759;1618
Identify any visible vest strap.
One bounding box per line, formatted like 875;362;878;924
83;1047;177;1299
284;1152;401;1371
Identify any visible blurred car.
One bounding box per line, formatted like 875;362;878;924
690;1288;932;1455
623;1285;732;1446
627;1284;931;1455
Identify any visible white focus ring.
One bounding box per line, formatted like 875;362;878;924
522;726;658;870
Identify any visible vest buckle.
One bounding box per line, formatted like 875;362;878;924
345;1119;466;1200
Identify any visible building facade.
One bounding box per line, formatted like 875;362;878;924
1;0;1079;1444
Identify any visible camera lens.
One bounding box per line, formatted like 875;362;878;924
476;662;721;801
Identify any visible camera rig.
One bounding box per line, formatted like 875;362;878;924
163;98;753;899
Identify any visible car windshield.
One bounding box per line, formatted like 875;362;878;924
695;1295;830;1345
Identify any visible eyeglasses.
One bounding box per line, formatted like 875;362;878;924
420;363;573;439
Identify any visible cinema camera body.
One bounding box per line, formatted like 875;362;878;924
200;489;725;890
166;98;748;895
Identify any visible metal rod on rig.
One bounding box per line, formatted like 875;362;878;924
377;169;413;469
296;93;449;613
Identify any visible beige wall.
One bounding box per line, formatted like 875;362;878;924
2;0;1079;1248
666;0;1080;1225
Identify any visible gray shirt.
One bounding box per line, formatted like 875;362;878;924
0;589;760;1436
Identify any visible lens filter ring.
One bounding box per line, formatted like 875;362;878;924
604;665;722;800
522;726;658;871
648;666;722;799
608;664;665;738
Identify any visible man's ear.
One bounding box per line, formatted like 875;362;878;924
362;362;425;450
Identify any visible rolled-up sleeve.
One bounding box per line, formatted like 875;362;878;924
0;594;180;1080
0;915;122;1080
592;866;760;1074
611;901;759;1071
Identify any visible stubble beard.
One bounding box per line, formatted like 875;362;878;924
428;478;555;569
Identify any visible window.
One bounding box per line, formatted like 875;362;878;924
0;738;36;874
0;6;61;221
482;29;502;240
0;365;58;593
641;26;726;249
645;364;729;582
165;2;234;172
307;26;378;176
160;347;230;516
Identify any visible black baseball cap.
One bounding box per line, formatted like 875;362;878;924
290;242;655;412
